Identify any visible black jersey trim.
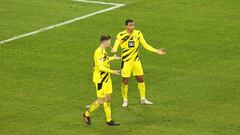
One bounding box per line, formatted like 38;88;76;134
101;73;109;83
122;46;139;61
97;83;103;90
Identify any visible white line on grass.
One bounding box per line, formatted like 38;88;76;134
0;0;125;45
73;0;124;6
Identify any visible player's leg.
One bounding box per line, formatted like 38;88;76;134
104;80;120;126
103;80;112;123
104;94;112;123
135;75;145;100
82;82;105;125
104;94;120;126
133;60;153;105
83;97;104;125
122;77;130;101
121;61;133;107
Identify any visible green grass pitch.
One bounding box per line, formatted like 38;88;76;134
0;0;239;134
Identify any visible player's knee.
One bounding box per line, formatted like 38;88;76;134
105;98;111;103
122;78;130;85
136;76;144;83
105;95;111;103
97;98;104;105
138;79;144;83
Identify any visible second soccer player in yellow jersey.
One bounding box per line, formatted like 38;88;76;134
83;35;121;126
111;19;166;107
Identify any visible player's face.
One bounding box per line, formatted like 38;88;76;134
126;22;135;32
103;39;111;48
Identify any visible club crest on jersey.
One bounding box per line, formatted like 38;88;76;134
128;41;135;48
98;58;103;62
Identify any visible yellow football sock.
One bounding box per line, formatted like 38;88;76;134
138;82;146;100
121;83;128;100
85;101;99;117
104;102;112;122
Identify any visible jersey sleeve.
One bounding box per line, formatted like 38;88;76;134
139;31;158;53
95;52;114;73
112;33;121;52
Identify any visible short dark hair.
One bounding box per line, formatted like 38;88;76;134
100;35;111;42
125;19;134;26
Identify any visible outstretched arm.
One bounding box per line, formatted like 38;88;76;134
109;54;121;61
140;32;166;55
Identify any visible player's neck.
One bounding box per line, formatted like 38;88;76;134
126;29;133;34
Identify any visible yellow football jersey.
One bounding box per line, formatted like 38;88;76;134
93;47;114;83
113;30;157;62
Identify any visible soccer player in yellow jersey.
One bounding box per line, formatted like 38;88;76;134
83;35;121;126
111;19;166;107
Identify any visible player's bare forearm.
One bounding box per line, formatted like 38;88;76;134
99;65;121;75
112;70;121;75
109;54;121;61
